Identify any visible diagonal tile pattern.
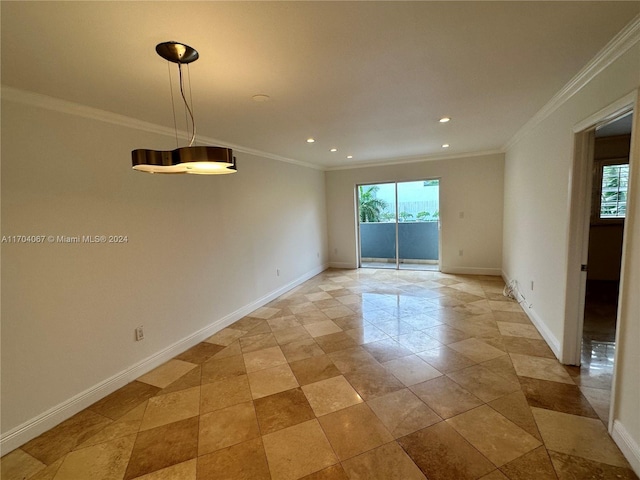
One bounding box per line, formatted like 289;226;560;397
2;269;636;480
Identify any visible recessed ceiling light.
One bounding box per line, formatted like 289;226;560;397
307;138;315;143
439;117;451;123
252;94;270;102
330;148;337;152
442;144;450;148
347;155;353;159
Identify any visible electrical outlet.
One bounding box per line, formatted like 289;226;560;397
135;326;144;341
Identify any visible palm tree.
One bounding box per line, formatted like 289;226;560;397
358;186;388;222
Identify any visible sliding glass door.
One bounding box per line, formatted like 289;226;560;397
358;180;439;271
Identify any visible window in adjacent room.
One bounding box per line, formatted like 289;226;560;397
593;158;629;221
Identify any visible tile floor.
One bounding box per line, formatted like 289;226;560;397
2;269;637;480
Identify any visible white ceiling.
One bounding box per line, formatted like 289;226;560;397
2;2;638;169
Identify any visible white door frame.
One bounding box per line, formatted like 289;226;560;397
564;91;636;366
564;91;637;435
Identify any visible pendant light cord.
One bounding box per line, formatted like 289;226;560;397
177;63;197;147
167;62;179;148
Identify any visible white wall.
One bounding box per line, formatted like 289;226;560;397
325;153;504;275
0;94;328;450
502;43;640;472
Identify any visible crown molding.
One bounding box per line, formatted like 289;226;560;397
504;14;640;151
0;86;323;171
325;149;504;172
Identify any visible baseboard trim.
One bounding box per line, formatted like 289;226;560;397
612;420;640;476
440;266;502;276
0;264;328;454
501;271;562;360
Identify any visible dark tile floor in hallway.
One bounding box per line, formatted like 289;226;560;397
2;269;637;480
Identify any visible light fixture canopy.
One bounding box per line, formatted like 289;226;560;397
132;41;236;175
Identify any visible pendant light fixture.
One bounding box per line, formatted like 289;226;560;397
132;41;237;174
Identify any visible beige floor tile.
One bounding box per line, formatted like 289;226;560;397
548;450;638;480
446;405;541;466
448;338;506;363
159;366;202;396
0;449;46;480
395;331;442;353
499;446;557;480
314;332;359;354
322;305;355;319
128;458;196;479
78;402;147;448
489;301;523;312
212;341;243;359
248;363;300;399
447;365;521;402
417;345;477;373
318;403;393;461
410;376;483;419
281;337;325;362
198;401;260;456
268;315;302;331
478;471;509;480
197;438;270;480
344;325;389;345
398;421;495;480
304;320;342;337
273;325;314;345
302;375;363;416
248;306;281;319
200;375;252;414
341;441;427;480
88;381;160;421
205;327;246;346
299;464;349;479
201;354;247;384
137;360;198;389
306;292;334;302
488;391;542;441
243;345;288;373
254;387;316;435
367;389;441;438
510;353;575;384
175;343;224;365
232;317;268;332
343;364;405;401
262;420;338;480
28;457;64;480
239;332;279;353
140;387;200;431
496;322;542;339
580;386;611;423
22;409;113;465
362;338;414;363
54;435;136;480
124;417;198;479
531;407;629;467
383;354;442;386
289;354;341;386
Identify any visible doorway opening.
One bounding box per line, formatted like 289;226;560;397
580;113;631;422
566;95;635;430
357;180;440;271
